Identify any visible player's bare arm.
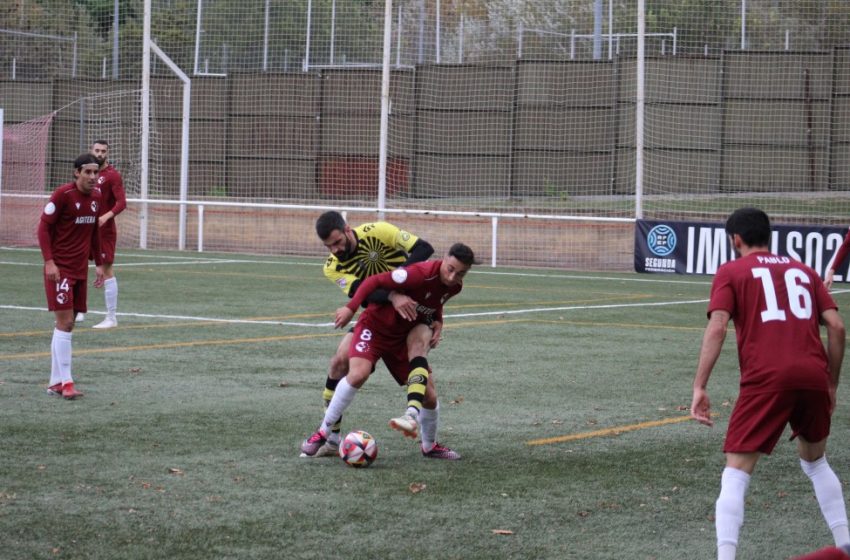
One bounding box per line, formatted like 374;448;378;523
691;310;730;427
44;259;60;283
388;291;418;321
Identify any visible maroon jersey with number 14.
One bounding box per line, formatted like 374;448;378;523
346;259;462;334
37;182;103;279
708;250;836;394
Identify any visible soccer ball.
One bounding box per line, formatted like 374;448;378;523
339;430;378;468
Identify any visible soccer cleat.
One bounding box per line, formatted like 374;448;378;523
75;312;85;322
46;383;63;396
300;429;328;457
311;440;340;458
92;317;118;329
61;382;83;400
421;442;461;460
389;413;419;439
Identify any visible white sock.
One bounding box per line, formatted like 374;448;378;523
716;467;750;560
52;328;73;385
419;402;439;451
801;456;850;546
104;277;118;319
321;377;357;433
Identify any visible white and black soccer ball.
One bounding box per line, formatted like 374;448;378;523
339;430;378;468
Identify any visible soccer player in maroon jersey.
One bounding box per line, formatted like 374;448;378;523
691;208;849;560
37;154;105;400
301;243;475;460
79;140;126;329
793;545;850;560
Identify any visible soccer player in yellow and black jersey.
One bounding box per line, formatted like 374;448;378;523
304;211;434;457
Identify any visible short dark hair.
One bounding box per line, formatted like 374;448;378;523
74;153;100;170
91;139;109;148
315;211;347;240
725;207;771;247
448;243;476;266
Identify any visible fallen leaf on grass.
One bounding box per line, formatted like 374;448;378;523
449;396;464;405
676;405;688;411
492;529;513;535
408;482;427;494
278;381;289;388
167;468;184;475
129;367;142;373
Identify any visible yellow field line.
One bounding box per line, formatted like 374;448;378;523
526;415;693;446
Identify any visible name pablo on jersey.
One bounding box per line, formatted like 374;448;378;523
756;255;791;265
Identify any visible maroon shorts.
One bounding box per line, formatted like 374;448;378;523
349;321;412;386
94;226;117;263
44;273;87;313
724;389;831;454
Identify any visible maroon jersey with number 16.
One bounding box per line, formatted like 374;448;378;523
708;250;836;394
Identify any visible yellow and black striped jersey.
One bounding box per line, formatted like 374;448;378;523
323;221;420;296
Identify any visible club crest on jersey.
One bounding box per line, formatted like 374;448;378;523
98;176;105;184
391;269;408;283
56;293;68;304
336;278;347;289
75;202;81;210
355;341;369;352
91;201;98;212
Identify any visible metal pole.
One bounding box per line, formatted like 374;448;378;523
304;0;312;72
263;0;270;71
608;0;613;60
741;0;746;50
435;0;440;63
458;12;463;63
194;0;202;74
112;0;119;79
517;22;523;59
378;0;393;219
140;0;151;249
593;0;602;60
396;3;402;67
72;32;77;78
330;0;336;65
635;0;645;219
418;0;424;64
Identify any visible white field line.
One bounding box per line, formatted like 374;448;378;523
1;297;712;328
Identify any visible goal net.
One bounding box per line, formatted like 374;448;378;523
5;1;850;270
0;88;164;249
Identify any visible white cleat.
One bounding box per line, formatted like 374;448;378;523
389;413;419;439
75;313;85;322
92;317;118;329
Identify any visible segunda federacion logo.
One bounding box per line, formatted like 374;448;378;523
647;224;676;257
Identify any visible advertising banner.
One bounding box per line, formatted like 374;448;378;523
635;219;850;279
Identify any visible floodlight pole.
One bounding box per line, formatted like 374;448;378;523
377;0;393;219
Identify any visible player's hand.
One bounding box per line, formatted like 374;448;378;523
334;307;354;329
44;260;60;283
825;268;836;290
690;388;713;427
389;291;418;321
94;265;105;288
429;321;443;348
98;215;108;227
